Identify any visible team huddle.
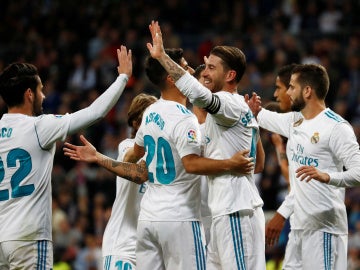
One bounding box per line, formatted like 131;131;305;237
0;20;360;270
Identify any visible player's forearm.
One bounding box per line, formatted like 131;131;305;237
328;167;360;187
68;74;129;133
175;72;215;110
254;139;265;174
183;155;239;175
277;191;294;219
275;146;290;183
157;53;186;81
96;152;148;184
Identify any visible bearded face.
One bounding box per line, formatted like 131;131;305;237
32;76;44;116
290;90;306;112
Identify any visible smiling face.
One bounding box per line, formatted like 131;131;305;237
202;54;227;93
274;76;292;112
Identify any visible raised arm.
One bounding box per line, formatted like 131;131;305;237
146;21;215;110
146;21;185;81
63;135;147;184
67;46;133;133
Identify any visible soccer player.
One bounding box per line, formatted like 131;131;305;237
147;21;266;269
193;64;212;247
0;45;132;269
64;94;157;270
257;64;297;248
65;48;255;270
101;93;157;269
252;63;360;269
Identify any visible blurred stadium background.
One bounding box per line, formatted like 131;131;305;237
0;1;359;269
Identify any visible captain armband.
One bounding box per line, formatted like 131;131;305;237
204;95;221;114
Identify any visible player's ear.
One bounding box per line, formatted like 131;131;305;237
225;70;236;83
25;88;34;103
166;74;175;84
303;85;312;99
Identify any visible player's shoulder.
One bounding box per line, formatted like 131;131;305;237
34;113;70;125
322;109;346;125
217;91;247;108
117;138;135;161
118;138;135;150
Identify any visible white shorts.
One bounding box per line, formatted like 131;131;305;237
103;255;135;270
201;215;212;248
283;230;348;270
207;207;265;270
0;240;53;269
136;220;206;270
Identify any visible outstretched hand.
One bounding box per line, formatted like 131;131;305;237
117;45;132;78
245;92;262;117
229;149;255;174
63;135;98;163
146;20;166;59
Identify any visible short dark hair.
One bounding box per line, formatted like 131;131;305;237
277;63;297;89
291;64;329;100
145;48;184;90
193;64;205;80
210;46;246;83
0;62;39;107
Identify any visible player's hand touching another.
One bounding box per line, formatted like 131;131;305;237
63;135;97;163
245;92;262;117
117;45;132;78
229;149;255;174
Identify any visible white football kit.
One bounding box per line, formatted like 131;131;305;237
102;138;147;270
135;98;206;270
257;108;360;269
176;73;265;270
199;123;212;248
0;74;128;269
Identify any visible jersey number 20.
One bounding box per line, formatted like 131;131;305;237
0;148;34;201
144;135;176;184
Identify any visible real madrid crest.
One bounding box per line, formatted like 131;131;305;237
311;132;320;144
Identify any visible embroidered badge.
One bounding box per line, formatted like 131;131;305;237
311;132;320;144
293;118;303;127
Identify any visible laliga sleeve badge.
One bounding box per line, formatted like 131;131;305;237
187;129;197;144
311;132;320;144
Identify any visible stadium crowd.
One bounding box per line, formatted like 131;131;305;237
0;0;359;269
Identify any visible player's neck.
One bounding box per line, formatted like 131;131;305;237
8;106;33;116
161;88;187;106
221;82;238;94
301;100;326;120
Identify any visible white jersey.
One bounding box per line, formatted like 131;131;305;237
0;113;72;241
0;75;128;242
176;73;263;217
258;108;360;234
199;123;211;220
135;98;202;221
102;138;147;262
